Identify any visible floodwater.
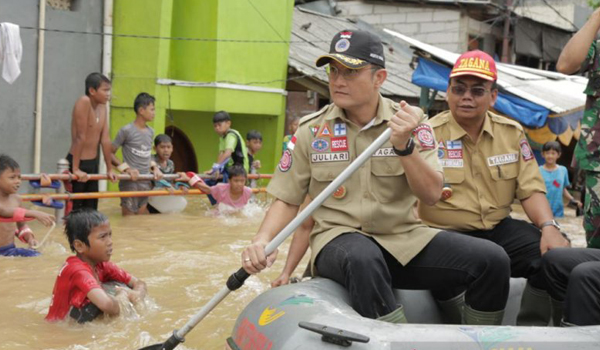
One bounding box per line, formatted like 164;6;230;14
0;195;585;350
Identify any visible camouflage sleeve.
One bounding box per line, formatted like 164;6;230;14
581;40;597;74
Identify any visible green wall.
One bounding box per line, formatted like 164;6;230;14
110;0;293;189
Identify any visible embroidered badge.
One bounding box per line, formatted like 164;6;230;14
413;124;435;150
439;159;464;168
335;39;350;53
334;123;347;136
487;153;518;167
520;139;534;161
311;152;349;163
333;185;347;199
447;149;463;159
287;135;297;151
311;138;329;152
310;125;319;137
438;149;445;159
318;124;332;137
438;140;446;150
278;150;293;172
330;137;348;151
446;140;462;149
373;148;398;157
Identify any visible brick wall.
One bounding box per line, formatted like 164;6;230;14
337;1;498;54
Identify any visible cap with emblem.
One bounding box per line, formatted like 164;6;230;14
316;30;385;69
449;50;497;81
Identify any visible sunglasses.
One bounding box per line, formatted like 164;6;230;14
325;65;365;80
450;85;490;97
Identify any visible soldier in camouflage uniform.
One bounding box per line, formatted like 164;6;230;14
557;7;600;248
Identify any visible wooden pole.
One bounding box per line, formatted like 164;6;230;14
21;188;267;202
21;173;272;181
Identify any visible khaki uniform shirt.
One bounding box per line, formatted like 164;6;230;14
268;96;442;269
419;110;545;231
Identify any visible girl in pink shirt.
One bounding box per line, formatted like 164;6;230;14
187;165;252;209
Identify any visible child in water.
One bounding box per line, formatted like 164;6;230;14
186;165;253;210
46;209;147;323
539;141;582;217
0;154;55;257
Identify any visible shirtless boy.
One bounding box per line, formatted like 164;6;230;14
67;73;117;210
0;154;55;257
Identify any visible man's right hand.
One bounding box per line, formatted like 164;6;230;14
74;169;89;182
107;169;118;183
126;168;140;181
31;211;56;226
242;239;278;274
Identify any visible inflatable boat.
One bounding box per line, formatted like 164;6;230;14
227;278;600;349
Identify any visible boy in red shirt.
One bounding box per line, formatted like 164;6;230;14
46;209;147;323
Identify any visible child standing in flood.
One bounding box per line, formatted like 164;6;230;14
111;93;163;216
0;154;55;257
540;141;582;217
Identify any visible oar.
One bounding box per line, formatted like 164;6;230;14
140;128;393;350
32;221;57;250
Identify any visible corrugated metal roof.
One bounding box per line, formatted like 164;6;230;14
289;7;425;99
384;28;587;115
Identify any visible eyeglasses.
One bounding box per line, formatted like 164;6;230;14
450;85;490;97
325;65;364;80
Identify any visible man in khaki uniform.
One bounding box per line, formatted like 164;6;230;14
419;50;570;326
242;30;511;325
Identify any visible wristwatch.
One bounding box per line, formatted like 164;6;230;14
540;220;561;230
393;138;415;156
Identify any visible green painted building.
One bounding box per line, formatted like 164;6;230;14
110;0;293;186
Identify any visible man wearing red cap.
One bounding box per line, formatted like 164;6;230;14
242;31;511;325
419;50;570;326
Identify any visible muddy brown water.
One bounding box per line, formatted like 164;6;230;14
0;196;585;350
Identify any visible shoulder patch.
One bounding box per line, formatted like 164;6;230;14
299;105;331;125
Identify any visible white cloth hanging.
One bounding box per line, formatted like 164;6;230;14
0;23;23;84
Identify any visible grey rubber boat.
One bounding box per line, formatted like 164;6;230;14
227;277;600;349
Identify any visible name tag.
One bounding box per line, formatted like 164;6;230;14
373;148;397;157
487;153;518;166
440;159;464;168
311;152;349;163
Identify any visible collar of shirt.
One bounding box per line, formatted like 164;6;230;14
325;95;391;130
446;110;495;141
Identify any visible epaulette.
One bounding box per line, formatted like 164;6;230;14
428;110;452;128
299;104;331;125
490;112;523;131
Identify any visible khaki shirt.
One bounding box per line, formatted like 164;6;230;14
419;110;545;231
268;96;442;268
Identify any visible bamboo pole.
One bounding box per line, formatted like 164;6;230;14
21;188;267;202
21;173;272;181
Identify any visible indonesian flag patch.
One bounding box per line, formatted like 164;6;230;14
520;139;534;161
287;135;297;151
413;124;435;150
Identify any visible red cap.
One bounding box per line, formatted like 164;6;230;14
449;50;497;81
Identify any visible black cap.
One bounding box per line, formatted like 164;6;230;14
316;30;385;69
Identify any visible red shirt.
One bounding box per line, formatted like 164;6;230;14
45;256;132;321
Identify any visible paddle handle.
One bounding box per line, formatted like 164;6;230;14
264;127;392;255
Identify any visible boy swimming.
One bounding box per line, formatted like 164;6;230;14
46;209;147;323
0;154;55;257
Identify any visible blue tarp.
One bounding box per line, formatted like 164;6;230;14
412;57;550;128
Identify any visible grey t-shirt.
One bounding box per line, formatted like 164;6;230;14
112;122;154;174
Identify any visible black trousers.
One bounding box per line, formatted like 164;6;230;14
459;217;546;290
314;231;510;319
542;248;600;325
66;154;99;210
